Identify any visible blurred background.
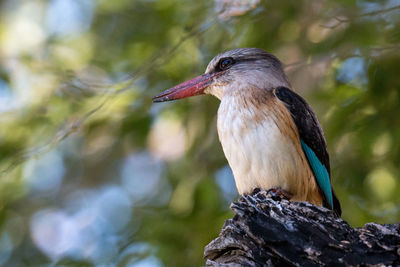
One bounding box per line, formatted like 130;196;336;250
0;0;399;266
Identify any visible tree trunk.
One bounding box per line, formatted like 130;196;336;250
204;190;400;266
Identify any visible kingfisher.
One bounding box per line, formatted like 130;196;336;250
152;48;341;216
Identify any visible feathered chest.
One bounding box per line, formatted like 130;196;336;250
216;89;314;197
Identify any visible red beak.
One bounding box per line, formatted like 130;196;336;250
152;72;221;102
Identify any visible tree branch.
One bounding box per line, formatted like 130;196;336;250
204;190;400;266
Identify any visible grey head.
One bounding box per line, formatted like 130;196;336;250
152;48;291;103
204;48;291;99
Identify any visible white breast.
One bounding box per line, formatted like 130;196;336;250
217;93;313;198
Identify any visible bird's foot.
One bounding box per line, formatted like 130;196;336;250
266;187;293;201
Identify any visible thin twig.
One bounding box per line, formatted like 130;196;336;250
321;4;400;29
284;44;400;73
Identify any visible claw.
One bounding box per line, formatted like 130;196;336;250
266;187;293;201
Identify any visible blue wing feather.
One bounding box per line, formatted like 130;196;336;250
300;139;333;209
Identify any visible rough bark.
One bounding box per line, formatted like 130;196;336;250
204;190;400;266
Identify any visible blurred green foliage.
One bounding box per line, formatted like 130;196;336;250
0;0;399;266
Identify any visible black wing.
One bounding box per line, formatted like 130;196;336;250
274;86;341;216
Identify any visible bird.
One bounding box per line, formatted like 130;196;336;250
152;48;341;216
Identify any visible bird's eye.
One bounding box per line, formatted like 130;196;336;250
218;57;235;71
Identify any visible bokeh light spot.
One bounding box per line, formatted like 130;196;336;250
23;150;65;194
148;115;187;161
366;168;396;201
307;22;329;43
46;0;94;36
215;165;238;203
121;152;169;204
372;133;392;157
